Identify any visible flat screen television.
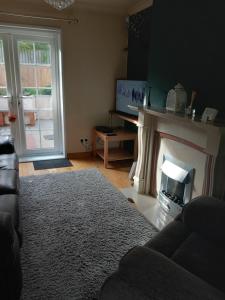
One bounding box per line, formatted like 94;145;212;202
116;80;147;116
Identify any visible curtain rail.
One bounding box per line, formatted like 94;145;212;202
0;11;79;24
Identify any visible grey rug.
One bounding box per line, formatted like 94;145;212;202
19;169;158;300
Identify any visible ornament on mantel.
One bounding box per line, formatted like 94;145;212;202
166;83;187;113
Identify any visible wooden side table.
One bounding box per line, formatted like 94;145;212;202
92;128;137;168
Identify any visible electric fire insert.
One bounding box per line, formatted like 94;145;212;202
159;155;195;218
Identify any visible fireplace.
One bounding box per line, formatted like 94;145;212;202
132;108;225;227
159;156;195;217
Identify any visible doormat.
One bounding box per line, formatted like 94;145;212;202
33;159;72;170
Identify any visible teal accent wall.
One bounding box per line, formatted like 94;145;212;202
148;0;225;117
125;9;153;146
127;8;152;80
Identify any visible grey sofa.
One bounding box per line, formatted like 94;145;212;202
0;136;21;300
100;196;225;300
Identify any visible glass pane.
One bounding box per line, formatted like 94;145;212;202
0;97;9;111
38;110;53;123
18;41;34;64
20;65;36;87
0;88;7;96
22;88;36;96
36;95;52;110
25;131;40;150
0;64;7;87
38;88;52;96
23;96;36;111
0;40;11;137
18;40;54;151
41;130;54;148
0;40;4;63
35;42;51;65
36;66;52;87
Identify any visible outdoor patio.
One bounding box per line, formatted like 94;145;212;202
0;119;54;150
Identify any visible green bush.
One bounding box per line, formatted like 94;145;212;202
23;87;52;96
23;88;36;96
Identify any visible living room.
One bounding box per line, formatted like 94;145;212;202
1;0;225;299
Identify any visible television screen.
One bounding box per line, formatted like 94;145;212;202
116;80;147;116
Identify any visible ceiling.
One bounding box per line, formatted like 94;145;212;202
21;0;140;7
76;0;140;9
0;0;145;15
76;0;144;14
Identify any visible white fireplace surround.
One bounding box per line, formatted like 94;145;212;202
133;107;225;201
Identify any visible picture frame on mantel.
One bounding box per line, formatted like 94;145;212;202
201;107;218;123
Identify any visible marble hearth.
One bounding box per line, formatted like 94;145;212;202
122;107;225;230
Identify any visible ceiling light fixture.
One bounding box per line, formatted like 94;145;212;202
44;0;74;11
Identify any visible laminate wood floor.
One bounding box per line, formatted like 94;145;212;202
19;157;132;189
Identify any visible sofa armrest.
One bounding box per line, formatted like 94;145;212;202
100;246;224;300
182;196;225;246
0;212;22;300
0;136;15;154
0;212;15;256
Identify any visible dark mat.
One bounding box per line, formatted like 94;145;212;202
33;159;72;170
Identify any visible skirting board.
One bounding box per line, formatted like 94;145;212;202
67;152;92;159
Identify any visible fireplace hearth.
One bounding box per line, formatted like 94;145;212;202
131;107;225;229
159;156;195;217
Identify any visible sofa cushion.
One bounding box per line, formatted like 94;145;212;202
0;153;18;170
0;211;22;300
0;194;19;230
100;246;224;300
0;170;18;194
145;220;191;257
172;232;225;294
182;197;225;248
0;136;15;154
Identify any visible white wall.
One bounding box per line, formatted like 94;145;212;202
0;3;127;153
62;10;127;153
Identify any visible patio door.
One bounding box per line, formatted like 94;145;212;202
0;36;15;139
0;25;65;161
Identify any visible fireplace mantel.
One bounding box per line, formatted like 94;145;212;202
144;107;225;130
133;107;225;200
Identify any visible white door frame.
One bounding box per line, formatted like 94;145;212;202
0;24;65;161
0;33;18;141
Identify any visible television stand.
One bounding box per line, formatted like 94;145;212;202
92;128;137;168
109;110;138;126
